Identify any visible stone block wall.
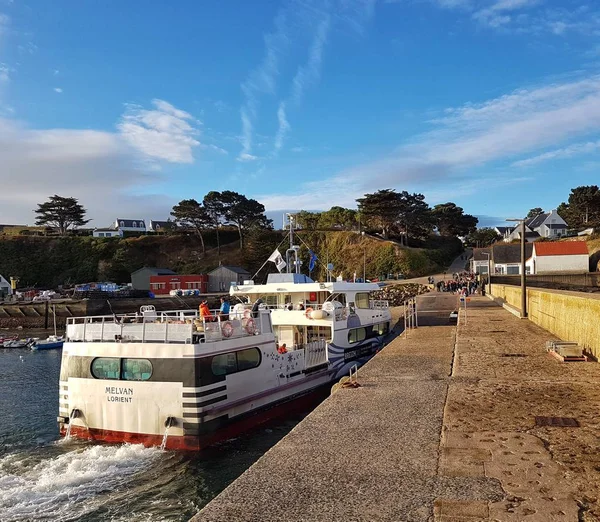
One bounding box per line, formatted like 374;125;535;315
490;283;600;359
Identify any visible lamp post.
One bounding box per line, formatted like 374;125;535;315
506;218;527;318
363;248;366;282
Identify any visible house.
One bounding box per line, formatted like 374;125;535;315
525;210;568;239
491;243;533;275
470;247;493;275
112;219;147;234
493;226;513;241
148;220;171;233
0;275;12;299
503;226;540;243
131;267;176;291
92;228;121;238
208;265;251;292
149;274;208;294
526;241;589;275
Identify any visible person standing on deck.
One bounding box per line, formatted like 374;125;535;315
219;297;230;320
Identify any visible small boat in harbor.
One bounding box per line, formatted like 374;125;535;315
57;216;392;450
2;337;34;348
32;335;64;350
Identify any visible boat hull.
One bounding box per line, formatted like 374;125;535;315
59;385;329;450
32;342;63;350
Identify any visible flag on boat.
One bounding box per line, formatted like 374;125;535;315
308;250;318;272
268;248;287;272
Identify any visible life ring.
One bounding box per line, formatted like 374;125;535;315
305;307;314;319
221;321;234;338
245;318;256;334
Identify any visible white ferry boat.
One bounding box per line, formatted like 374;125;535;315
58;230;391;450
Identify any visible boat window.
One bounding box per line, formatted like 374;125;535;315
329;293;346;306
237;347;261;371
375;322;389;336
212;352;237;376
91;357;121;380
211;348;261;376
122;358;153;381
355;292;370;309
348;328;366;344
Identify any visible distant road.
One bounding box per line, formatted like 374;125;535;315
393;249;472;285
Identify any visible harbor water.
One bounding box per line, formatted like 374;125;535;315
0;345;311;521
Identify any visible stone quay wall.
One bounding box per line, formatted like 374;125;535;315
490;283;600;359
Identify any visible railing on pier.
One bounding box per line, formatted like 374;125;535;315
65;308;266;344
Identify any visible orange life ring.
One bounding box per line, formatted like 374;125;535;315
305;307;314;319
245;318;256;334
221;321;234;338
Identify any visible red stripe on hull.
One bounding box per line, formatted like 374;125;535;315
59;387;328;451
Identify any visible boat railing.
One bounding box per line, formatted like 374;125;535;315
65;308;267;344
302;339;328;368
370;299;389;309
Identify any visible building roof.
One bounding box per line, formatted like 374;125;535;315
492;243;533;264
472;247;493;261
116;219;146;228
131;267;176;276
525;213;549;229
210;265;251;275
494;226;513;235
547;223;567;229
149;220;170;228
534;241;589;257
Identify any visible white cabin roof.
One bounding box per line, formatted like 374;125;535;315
230;280;380;296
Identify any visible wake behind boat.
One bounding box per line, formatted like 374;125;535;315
57;216;391;450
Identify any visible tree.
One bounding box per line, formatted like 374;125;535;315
397;191;432;245
356;189;401;239
203;191;226;256
464;228;501;248
34;195;89;235
558;185;600;228
319;206;358;230
220;190;273;249
170;199;211;254
296;210;321;231
431;202;478;237
527;207;544;219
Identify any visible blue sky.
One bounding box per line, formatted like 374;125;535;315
1;0;600;228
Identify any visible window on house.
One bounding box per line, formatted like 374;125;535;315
507;266;519;275
132;222;137;227
119;221;124;227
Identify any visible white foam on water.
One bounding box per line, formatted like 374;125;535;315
0;444;162;521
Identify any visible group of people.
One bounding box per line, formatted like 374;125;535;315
434;272;483;296
199;297;231;322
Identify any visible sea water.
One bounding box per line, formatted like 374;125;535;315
0;346;308;521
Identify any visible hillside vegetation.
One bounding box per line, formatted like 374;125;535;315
0;231;462;288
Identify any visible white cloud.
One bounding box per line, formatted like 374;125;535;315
259;74;600;210
273;102;290;152
0;117;175;225
238;11;289;161
117;98;201;164
237;152;259;162
53;87;62;93
512;140;600;167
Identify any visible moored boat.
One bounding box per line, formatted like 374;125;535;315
32;335;64;350
57;217;392;450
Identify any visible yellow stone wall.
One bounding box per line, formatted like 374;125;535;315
490;283;600;359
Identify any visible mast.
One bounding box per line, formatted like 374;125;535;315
285;214;301;274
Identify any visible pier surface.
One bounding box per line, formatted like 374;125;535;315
193;296;600;521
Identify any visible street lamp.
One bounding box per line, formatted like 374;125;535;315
506;218;527;318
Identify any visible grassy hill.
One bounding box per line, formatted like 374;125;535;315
0;230;462;288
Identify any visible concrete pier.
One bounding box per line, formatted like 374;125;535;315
193;296;600;521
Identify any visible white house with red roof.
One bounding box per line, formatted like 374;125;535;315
526;241;589;274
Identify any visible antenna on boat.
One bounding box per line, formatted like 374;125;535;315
285;213;301;274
